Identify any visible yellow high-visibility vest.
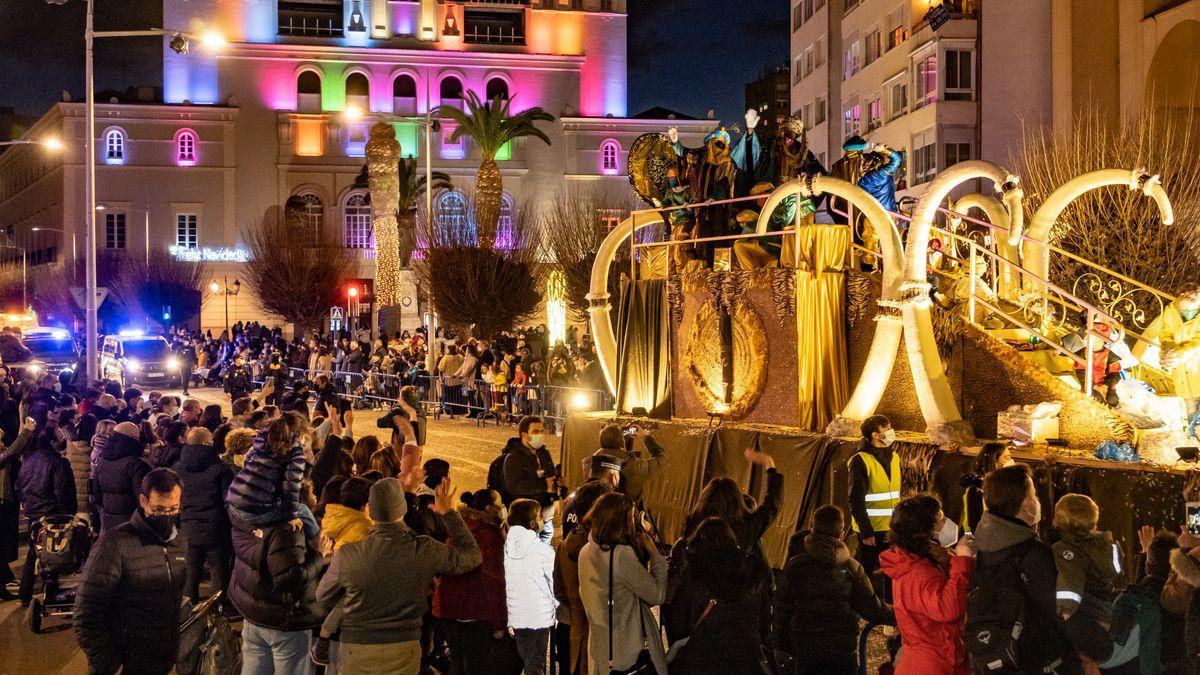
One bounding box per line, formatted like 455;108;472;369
849;451;900;533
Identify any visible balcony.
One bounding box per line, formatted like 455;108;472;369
463;9;526;45
278;1;344;37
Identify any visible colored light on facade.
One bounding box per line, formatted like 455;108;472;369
495;141;511;161
170;245;250;262
393;122;420;157
295;119;324;156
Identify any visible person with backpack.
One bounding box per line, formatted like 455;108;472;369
1112;528;1179;675
775;505;894;675
966;464;1081;674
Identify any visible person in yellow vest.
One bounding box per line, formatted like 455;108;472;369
1141;289;1200;420
958;443;1013;535
847;414;900;579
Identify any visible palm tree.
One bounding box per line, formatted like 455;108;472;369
355;156;452;267
436;92;554;248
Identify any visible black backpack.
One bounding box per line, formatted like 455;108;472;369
965;544;1031;673
487;452;512;504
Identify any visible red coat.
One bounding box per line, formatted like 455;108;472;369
878;547;974;675
432;508;507;632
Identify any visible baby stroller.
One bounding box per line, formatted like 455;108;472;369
178;591;242;675
28;514;92;634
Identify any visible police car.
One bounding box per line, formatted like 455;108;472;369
12;327;79;379
99;331;180;387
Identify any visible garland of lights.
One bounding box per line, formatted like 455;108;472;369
365;122;403;318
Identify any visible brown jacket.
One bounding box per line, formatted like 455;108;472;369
554;527;590;675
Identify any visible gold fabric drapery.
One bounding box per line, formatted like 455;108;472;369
794;225;851;430
616;279;673;417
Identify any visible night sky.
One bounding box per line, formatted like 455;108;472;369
0;0;787;128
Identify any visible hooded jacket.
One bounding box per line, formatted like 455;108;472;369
17;441;76;521
1053;530;1121;620
92;432;150;532
316;513;482;645
504;524;558;630
971;512;1079;673
322;503;372;550
178;443;234;548
775;532;893;660
879;547;974;675
433;506;507;632
74;509;188;675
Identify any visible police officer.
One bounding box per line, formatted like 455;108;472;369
223;355;252;403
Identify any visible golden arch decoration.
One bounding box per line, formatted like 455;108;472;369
682;299;769;418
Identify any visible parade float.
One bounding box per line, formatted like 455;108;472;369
560;113;1199;568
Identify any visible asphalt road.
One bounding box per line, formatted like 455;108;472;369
0;384;559;674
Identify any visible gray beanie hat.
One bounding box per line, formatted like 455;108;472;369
369;477;408;522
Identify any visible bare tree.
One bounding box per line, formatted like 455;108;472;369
110;249;207;329
1013;108;1200;310
539;184;642;321
417;191;542;337
242;205;355;334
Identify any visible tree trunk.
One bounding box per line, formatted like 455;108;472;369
366;123;403;334
398;207;417;269
475;158;502;248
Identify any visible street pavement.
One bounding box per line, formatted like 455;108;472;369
0;384;559;674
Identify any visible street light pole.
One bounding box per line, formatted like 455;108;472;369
84;0;98;384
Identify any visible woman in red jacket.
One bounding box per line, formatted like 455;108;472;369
433;489;512;675
879;494;976;675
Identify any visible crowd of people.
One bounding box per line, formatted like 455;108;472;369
5;333;1200;674
158;321;610;425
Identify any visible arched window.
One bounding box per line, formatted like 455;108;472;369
297;70;322;112
345;72;370;110
393;74;417;98
103;128;125;165
294;191;324;244
436;191;473;244
343;191;373;249
496;193;515;248
600;139;620;175
485;78;509;102
393;74;418;115
440;76;463;107
175;129;197;166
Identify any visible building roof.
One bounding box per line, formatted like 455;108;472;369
631;106;696;121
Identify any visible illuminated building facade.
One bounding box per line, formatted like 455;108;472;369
0;0;711;333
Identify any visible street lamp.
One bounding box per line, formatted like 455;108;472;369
46;0;224;385
346;285;359;333
0;138;63;150
210;277;240;337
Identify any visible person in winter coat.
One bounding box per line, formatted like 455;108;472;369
321;475;373;551
1165;531;1200;671
969;465;1080;675
0;417;34;602
664;516;773;675
316;477;482;675
554;482;614;675
857;143;904;213
680;448;782;562
74;469;188;675
17;429;77;605
150;420;187;470
958;442;1013;535
878;494;976;675
505;498;559;675
594;425;667;503
226;413;315;537
432;489;510;675
579;492;669;675
228;489;325;675
92;421;151;533
177;427;234;603
501;416;558;542
776;505;893;675
66;413;98;521
1052;493;1129;668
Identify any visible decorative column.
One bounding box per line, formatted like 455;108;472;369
365;122;403;335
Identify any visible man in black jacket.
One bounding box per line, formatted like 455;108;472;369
501;415;557;542
177;427;234;603
74;468;188;675
223;355;253;402
16;429;76;605
970;464;1081;674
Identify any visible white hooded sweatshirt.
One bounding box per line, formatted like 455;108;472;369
503;525;558;629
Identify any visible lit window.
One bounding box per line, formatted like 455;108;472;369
915;54;937;109
297;70;322;113
436;191;473;245
344;192;374;249
104;129;125;165
600;139;620;175
176;130;197;166
105;212;126;249
496;193;515;249
485;78;509;101
175;213;198;248
867;97;883;130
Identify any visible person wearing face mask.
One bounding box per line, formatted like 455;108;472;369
1141;289;1200;425
500;415;558;543
847;414;900;581
74;468;188;675
965;465;1080;674
958;442;1015;535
